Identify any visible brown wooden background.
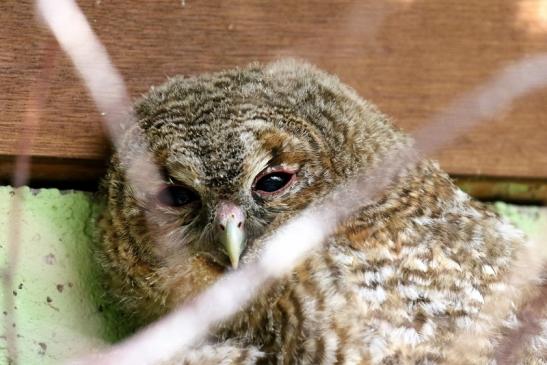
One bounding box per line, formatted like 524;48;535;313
1;0;547;187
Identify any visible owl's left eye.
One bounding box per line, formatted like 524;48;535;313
252;167;297;196
156;185;199;207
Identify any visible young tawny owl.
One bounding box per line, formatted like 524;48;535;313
98;59;547;364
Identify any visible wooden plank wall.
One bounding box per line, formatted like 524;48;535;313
1;0;547;186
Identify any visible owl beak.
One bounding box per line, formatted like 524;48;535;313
215;202;246;269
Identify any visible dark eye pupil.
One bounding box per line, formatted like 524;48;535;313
255;172;293;193
156;185;197;207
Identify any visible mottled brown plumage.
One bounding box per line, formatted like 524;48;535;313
98;59;547;364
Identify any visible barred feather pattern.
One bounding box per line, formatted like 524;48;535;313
98;60;547;364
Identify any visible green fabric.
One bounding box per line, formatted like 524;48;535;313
0;187;124;364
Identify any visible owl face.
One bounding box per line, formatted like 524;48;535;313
104;60;404;309
143;112;332;270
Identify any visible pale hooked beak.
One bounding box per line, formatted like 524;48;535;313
215;202;246;269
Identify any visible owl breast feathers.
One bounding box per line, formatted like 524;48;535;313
98;59;547;364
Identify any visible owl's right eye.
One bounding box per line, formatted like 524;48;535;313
156;185;199;207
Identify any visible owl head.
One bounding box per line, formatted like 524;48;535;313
101;59;405;317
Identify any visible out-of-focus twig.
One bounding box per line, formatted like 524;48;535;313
413;54;547;155
35;0;163;198
495;280;547;365
3;40;59;365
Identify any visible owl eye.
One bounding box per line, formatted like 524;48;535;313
253;170;296;195
156;185;199;207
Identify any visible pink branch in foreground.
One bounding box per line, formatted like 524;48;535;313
3;40;59;365
35;0;163;198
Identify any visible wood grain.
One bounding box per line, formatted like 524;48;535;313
1;0;547;184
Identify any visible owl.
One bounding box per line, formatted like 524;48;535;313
98;59;547;364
